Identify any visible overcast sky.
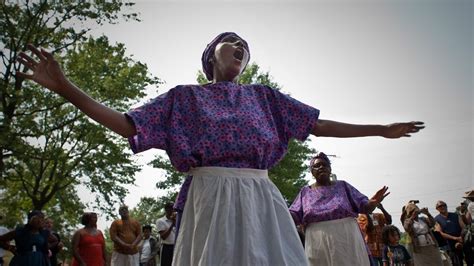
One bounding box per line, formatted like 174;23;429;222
82;0;472;231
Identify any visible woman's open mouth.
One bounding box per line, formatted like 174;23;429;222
233;49;244;61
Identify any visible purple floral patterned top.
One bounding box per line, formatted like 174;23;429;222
126;82;319;172
289;180;369;225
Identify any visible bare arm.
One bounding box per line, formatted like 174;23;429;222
312;119;424;138
0;230;15;242
100;231;107;263
419;208;435;227
159;225;175;241
17;45;136;138
109;222;130;248
378;204;392;225
132;223;142;247
434;223;463;242
72;230;85;266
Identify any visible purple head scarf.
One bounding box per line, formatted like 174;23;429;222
201;32;250;81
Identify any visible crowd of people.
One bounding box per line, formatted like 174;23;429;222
0;172;472;266
2;30;470;266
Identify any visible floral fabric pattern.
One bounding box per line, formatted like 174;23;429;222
289;180;369;225
126;81;320;172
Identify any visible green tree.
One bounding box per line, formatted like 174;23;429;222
0;1;160;227
150;63;316;205
129;196;164;227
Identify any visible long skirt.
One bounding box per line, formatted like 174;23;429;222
407;243;443;266
304;217;371;266
172;167;308;266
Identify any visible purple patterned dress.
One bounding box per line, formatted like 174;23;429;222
126;82;319;265
289;180;369;225
289;181;372;266
127;82;319;208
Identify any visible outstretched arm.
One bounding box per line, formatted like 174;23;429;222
312;119;424;138
16;45;136;138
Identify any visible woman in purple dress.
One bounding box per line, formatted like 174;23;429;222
18;32;423;265
290;152;390;266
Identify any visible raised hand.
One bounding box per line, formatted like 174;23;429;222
370;186;390;205
16;44;68;93
382;121;425;138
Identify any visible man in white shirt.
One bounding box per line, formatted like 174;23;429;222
156;203;176;266
139;225;158;266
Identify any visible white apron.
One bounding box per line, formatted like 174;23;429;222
173;167;308;266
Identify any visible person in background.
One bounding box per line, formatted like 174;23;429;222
381;225;413;266
402;201;443;265
457;200;474;266
289;152;390;266
139;225;158;266
44;218;63;266
465;190;474;222
156;203;176;266
0;215;9;266
435;200;465;266
360;204;392;266
109;205;142;266
357;214;370;242
0;210;52;266
71;212;106;266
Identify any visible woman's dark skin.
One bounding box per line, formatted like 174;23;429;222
16;38;424;140
310;157;390;214
0;213;56;253
71;213;106;266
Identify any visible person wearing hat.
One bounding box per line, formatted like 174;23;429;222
0;210;53;266
18;33;425;265
461;191;474;266
401;201;443;265
464;190;474;224
435;200;466;266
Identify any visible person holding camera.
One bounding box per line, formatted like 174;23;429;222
402;201;443;265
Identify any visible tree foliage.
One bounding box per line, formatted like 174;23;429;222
150;63;316;205
0;1;160;227
129;196;164;227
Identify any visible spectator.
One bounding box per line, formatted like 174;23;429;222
402;201;443;265
381;225;413;266
462;190;474;266
71;212;106;266
364;204;392;266
139;225;158;266
110;205;142;266
44;218;63;266
156;203;176;266
0;215;9;266
435;200;465;266
0;210;53;266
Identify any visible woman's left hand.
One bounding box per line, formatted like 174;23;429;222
370;186;390;204
382;122;425;138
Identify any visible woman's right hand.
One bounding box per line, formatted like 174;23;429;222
17;44;68;94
